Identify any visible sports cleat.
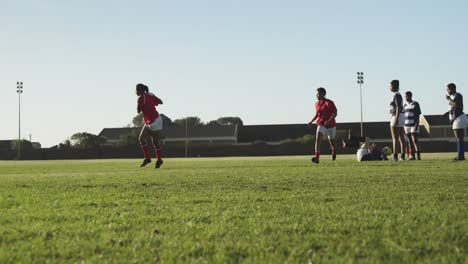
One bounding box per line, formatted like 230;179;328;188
409;156;416;160
140;158;152;167
332;154;336;161
390;158;398;162
453;157;465;161
399;158;406;161
155;159;164;169
311;157;320;164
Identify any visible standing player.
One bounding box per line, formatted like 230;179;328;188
136;83;164;168
308;87;338;164
389;80;406;161
404;91;422;160
446;83;467;161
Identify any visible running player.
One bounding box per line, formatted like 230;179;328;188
136;83;164;168
404;91;422;160
446;83;467;161
389;80;406;161
308;87;338;164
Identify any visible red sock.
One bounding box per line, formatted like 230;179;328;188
331;146;336;155
155;146;162;161
315;152;320;159
141;144;150;160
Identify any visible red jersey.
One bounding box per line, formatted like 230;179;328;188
137;92;162;124
314;98;337;128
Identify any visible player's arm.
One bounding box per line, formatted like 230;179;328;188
308;113;318;127
324;102;337;126
154;96;163;105
414;102;421;128
137;97;143;113
395;95;403;119
446;94;460;107
148;92;163;105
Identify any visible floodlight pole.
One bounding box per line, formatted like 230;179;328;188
185;118;188;158
16;82;23;160
357;72;364;137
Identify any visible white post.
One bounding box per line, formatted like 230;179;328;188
17;82;23;160
185;118;188;158
357;73;364;137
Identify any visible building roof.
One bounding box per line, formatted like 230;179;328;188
163;125;237;139
422;114;449;126
237;121;430;143
99;128;140;141
238;124;313;142
0;140;13;149
98;125;238;141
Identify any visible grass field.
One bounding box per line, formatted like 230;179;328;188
0;154;467;263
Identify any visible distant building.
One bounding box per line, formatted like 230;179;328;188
421;114;468;140
0;140;14;150
97;114;467;148
0;140;41;150
98;125;239;146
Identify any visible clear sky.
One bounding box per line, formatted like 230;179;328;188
1;0;467;147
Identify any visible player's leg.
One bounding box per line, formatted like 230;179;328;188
312;126;324;164
148;116;164;168
406;132;416;160
390;126;399;161
398;127;406;160
138;126;152;167
453;129;465;160
151;130;164;168
328;127;337;161
411;132;421;160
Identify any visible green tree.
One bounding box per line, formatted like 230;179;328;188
206;120;222;126
131;113;145;127
216;117;243;126
70;133;106;149
58;139;72;149
160;114;174;127
173;117;203;127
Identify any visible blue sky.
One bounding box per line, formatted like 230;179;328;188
1;0;467;147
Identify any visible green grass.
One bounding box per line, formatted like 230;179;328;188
0;154;467;263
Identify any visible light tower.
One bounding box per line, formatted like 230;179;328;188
357;72;364;137
16;82;24;160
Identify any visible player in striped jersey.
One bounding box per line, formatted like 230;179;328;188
404;91;422;160
446;83;467;161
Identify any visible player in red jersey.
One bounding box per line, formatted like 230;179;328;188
136;83;164;168
307;87;338;164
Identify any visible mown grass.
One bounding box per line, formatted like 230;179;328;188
0;154;467;263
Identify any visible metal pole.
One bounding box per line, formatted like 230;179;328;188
17;82;23;160
360;82;363;137
357;73;364;137
185;118;188;158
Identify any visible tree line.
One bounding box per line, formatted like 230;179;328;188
58;114;243;149
132;114;243;128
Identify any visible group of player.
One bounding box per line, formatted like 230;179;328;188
307;80;466;163
134;80;466;168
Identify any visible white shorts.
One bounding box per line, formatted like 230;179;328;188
390;115;405;128
317;125;336;140
404;126;420;134
356;148;369;161
452;114;468;130
146;116;163;131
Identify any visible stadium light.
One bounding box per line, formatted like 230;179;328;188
185;118;188;158
357;72;364;137
16;81;23;160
